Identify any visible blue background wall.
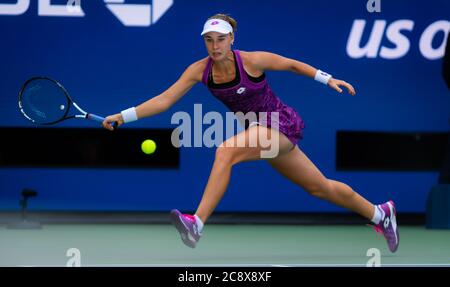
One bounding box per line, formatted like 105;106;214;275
0;0;449;212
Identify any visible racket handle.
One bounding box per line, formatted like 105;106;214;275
87;113;105;122
87;113;118;130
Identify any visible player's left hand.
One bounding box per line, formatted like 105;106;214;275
328;78;356;96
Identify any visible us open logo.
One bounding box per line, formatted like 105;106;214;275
346;19;449;60
0;0;173;27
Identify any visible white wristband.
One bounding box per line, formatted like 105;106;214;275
314;70;332;85
121;107;138;123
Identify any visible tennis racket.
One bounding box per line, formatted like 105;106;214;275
18;76;117;128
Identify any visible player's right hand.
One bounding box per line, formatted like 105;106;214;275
102;113;123;131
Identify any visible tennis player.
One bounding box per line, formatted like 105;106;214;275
103;14;399;252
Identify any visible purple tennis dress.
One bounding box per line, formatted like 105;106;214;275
201;50;305;145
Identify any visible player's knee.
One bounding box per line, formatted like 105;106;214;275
306;180;332;199
215;146;237;166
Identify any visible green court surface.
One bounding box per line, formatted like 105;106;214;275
1;224;449;267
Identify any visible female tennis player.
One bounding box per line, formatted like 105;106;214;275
102;14;399;253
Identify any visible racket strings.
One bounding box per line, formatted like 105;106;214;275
19;78;71;124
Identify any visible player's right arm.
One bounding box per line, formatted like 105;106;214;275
102;59;206;130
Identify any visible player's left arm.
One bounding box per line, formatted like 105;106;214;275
251;51;356;96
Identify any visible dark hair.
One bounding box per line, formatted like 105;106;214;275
208;14;237;34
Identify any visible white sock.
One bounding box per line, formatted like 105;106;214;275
194;215;204;233
371;205;385;224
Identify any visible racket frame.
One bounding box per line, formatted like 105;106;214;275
18;76;106;125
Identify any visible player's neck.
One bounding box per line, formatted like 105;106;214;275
212;50;235;72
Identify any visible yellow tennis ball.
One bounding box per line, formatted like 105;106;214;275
141;139;156;154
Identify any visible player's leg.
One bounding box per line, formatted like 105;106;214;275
170;125;293;248
195;125;294;222
268;146;374;218
267;146;399;252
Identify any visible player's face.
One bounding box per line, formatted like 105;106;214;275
203;32;234;61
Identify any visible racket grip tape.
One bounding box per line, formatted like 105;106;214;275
87;113;118;130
